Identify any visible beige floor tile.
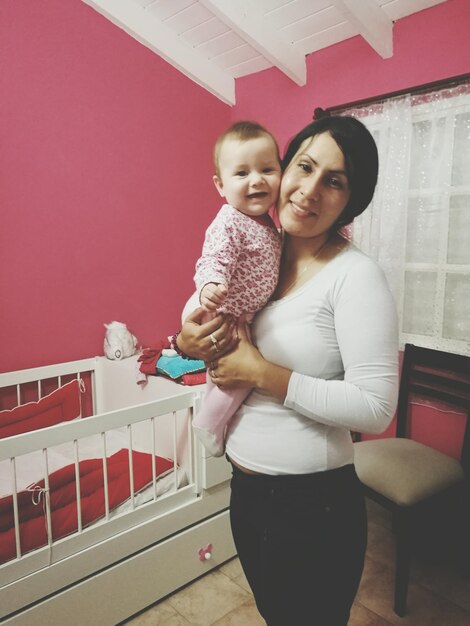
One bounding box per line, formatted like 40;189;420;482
218;557;253;594
212;598;266;625
125;598;191;625
218;557;244;581
232;572;252;594
167;569;251;626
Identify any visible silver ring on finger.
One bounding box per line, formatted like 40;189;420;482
210;333;220;352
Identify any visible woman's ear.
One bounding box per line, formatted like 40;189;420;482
213;175;225;198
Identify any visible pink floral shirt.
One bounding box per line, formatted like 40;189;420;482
194;204;282;318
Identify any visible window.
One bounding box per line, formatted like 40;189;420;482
343;82;470;356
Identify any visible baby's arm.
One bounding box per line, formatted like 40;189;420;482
200;282;228;311
195;208;242;311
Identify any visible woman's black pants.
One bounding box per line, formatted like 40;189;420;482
229;463;367;626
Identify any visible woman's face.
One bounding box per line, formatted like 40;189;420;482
277;132;351;240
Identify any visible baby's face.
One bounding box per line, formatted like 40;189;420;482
213;135;281;217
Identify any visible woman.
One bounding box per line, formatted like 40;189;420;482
178;116;399;625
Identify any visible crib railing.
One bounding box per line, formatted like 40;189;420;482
0;391;198;576
0;357;99;417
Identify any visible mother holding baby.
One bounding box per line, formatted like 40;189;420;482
178;115;399;626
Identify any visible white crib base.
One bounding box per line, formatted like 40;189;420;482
3;508;235;625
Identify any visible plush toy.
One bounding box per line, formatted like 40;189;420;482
104;321;138;360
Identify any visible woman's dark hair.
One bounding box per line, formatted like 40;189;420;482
282;116;379;227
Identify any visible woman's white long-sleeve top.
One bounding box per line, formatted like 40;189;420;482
225;244;399;475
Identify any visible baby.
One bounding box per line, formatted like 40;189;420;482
192;120;282;456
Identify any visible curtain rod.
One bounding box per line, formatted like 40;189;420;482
314;72;470;119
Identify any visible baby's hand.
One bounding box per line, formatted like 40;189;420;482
200;283;228;311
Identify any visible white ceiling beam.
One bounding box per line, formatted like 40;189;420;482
199;0;306;86
331;0;393;58
81;0;235;105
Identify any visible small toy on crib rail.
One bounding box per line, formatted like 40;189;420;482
104;321;139;360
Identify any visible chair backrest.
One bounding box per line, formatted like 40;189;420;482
396;344;470;475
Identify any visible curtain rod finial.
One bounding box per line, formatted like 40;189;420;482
313;107;330;120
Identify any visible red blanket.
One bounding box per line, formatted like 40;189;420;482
0;449;173;564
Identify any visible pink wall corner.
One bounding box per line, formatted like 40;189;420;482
0;0;231;372
233;0;470;151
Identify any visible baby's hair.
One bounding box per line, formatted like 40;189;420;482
214;120;280;177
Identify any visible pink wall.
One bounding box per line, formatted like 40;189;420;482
233;0;470;154
1;0;468;378
0;0;231;372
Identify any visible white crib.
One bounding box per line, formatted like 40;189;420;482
0;356;235;625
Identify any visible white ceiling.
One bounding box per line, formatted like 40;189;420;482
81;0;448;105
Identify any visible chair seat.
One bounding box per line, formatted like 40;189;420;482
354;438;464;506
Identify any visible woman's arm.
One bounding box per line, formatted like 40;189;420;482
285;259;399;434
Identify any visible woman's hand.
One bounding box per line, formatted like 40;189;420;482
177;307;238;362
208;322;265;390
209;322;293;401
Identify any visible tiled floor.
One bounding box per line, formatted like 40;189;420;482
125;500;470;625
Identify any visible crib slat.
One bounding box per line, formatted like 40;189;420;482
42;449;53;555
172;411;178;492
74;440;83;532
16;384;21;408
192;393;203;488
151;417;157;501
101;432;110;519
10;458;22;559
188;406;194;485
127;425;135;509
77;373;83;419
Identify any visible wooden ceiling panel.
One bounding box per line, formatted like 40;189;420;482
264;0;333;31
278;6;346;45
230;55;272;78
196;30;246;60
82;0;449;104
164;3;214;34
213;43;263;70
144;0;195;21
182;17;230;48
379;0;447;21
294;21;357;56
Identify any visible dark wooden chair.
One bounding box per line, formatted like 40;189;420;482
354;344;470;616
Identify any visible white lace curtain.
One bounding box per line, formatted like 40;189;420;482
344;82;470;355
